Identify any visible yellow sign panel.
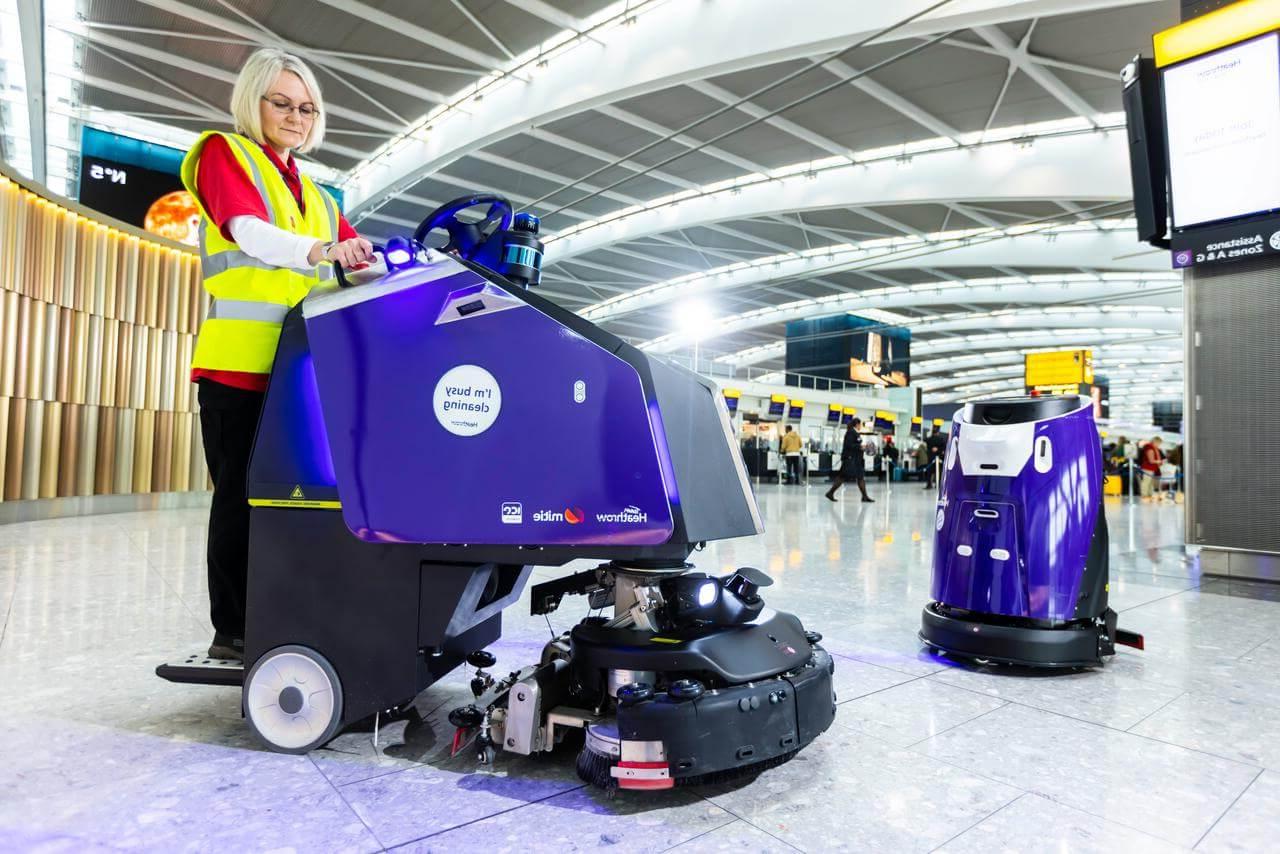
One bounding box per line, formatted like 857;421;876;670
790;399;805;408
842;407;857;415
1031;383;1085;397
723;388;741;399
874;410;896;422
911;416;923;424
1154;0;1280;67
770;393;788;403
1025;349;1092;387
829;403;843;413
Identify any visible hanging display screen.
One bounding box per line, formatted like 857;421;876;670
1163;32;1280;229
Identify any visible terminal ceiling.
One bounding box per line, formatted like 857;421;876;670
2;0;1184;407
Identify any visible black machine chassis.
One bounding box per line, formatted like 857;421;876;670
919;602;1118;668
615;647;836;784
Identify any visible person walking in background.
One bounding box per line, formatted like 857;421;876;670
1139;436;1165;501
913;439;928;481
781;425;803;485
826;418;873;503
924;425;947;490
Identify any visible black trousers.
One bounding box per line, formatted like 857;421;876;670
785;455;801;483
198;380;265;639
827;466;870;499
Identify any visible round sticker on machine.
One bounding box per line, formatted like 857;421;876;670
935;508;945;531
432;365;502;437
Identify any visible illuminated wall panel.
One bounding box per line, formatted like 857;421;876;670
0;169;213;503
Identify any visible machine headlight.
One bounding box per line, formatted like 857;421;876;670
697;580;719;607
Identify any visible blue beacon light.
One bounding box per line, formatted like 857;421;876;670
383;235;417;270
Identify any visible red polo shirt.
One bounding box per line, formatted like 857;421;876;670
192;135;358;392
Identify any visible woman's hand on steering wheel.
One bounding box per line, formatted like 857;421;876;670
311;237;375;269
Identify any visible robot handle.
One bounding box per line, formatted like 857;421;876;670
333;243;386;289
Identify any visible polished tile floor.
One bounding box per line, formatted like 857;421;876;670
0;483;1276;852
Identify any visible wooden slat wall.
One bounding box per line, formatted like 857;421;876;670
0;175;211;502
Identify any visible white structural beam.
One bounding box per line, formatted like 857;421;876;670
914;328;1180;358
58;24;407;134
919;360;1182;392
312;0;506;70
81;73;221;122
17;0;45;182
344;0;1151;215
725;325;1184;367
711;307;1177;368
913;343;1183;378
590;231;1172;326
130;0;450;104
882;306;1182;337
926;35;1119;80
686;79;855;160
77;73;370;162
501;0;583;31
974;24;1097;122
548;130;1130;262
821;57;962;141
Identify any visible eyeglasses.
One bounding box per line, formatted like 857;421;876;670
261;96;319;119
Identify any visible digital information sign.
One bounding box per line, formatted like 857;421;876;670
1164;33;1280;230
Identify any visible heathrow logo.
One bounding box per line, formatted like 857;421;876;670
596;505;648;524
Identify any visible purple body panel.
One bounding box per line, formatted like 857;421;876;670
303;264;675;546
931;401;1101;622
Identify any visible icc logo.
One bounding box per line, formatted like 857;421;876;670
501;502;522;524
1270;231;1280;251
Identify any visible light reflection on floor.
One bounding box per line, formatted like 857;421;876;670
0;484;1274;852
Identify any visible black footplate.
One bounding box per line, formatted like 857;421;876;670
156;652;245;686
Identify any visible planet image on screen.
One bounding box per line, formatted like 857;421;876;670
143;190;200;247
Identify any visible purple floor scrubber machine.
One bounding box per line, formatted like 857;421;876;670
919;395;1144;668
158;193;835;793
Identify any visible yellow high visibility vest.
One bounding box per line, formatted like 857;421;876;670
181;131;339;375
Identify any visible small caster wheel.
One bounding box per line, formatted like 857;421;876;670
616;682;654;707
243;644;343;754
478;745;496;766
448;705;484;729
466;650;497;669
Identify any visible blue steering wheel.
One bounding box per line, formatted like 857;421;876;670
414;193;514;260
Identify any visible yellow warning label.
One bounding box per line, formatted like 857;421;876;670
290;485;305;499
649;637;682;645
248;498;341;510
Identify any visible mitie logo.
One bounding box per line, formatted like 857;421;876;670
597;505;648;524
534;507;585;524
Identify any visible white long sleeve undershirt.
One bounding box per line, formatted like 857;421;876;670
227;215;321;271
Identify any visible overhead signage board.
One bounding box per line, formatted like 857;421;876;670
1025;350;1093;388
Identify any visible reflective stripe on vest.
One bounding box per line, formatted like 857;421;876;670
182;131;339;374
208;298;290;324
223;134;282;227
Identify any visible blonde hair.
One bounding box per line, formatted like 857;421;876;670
229;48;326;154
